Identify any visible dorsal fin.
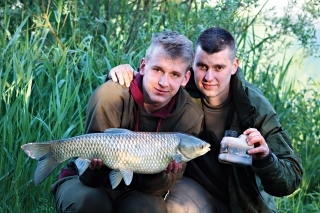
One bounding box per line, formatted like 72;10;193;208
104;128;132;134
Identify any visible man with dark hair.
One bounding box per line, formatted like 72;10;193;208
110;27;303;213
51;31;204;213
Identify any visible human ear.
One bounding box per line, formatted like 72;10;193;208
231;58;239;75
181;69;191;87
139;58;146;75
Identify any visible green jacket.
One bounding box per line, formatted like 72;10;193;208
184;68;303;213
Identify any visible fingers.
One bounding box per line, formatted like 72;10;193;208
108;64;134;87
164;161;173;174
164;161;183;174
113;71;123;85
247;146;269;156
89;158;103;170
173;162;182;174
244;128;265;147
109;69;119;83
122;65;134;87
244;128;269;158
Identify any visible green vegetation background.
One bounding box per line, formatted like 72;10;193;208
0;0;319;212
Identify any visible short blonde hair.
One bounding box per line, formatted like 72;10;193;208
145;31;194;67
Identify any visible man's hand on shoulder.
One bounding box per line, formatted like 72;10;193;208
108;64;135;87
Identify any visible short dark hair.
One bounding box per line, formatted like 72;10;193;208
196;27;236;60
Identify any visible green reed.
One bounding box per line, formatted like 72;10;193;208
0;1;319;212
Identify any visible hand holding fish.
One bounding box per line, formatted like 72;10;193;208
164;160;183;174
89;158;104;170
244;128;270;160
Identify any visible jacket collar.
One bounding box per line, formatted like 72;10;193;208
230;67;258;129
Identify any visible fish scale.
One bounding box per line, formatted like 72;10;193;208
21;128;210;188
50;132;179;173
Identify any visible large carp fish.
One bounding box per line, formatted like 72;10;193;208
22;128;210;189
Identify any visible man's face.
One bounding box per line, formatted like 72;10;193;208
139;45;191;111
193;46;238;106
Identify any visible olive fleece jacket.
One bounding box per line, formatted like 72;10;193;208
76;74;203;196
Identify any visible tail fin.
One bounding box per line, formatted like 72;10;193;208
21;143;60;186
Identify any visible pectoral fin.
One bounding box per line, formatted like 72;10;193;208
75;158;91;176
171;154;182;163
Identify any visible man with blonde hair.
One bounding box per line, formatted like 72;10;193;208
51;31;204;213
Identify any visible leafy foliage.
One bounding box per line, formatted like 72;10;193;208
0;0;319;212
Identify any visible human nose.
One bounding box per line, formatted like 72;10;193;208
158;74;169;87
204;70;214;81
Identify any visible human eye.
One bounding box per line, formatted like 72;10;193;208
152;67;162;73
171;72;181;78
215;65;224;71
196;63;207;71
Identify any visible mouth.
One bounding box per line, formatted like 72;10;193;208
154;88;169;93
202;83;217;89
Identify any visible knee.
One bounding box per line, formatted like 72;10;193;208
53;178;112;213
165;177;214;213
71;189;112;213
113;191;166;213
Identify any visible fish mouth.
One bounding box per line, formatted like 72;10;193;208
200;146;211;156
201;147;210;155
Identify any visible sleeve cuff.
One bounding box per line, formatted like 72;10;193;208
252;151;274;168
79;166;110;187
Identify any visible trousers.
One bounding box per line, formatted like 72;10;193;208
51;176;217;213
51;176;167;213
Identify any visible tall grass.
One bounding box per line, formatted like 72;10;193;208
0;18;97;212
0;0;319;212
